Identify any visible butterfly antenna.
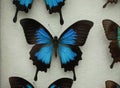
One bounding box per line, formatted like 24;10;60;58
48;24;55;36
73;69;76;81
59;10;64;25
34;69;39;81
13;8;19;22
103;1;109;8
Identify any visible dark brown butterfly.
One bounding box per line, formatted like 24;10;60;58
103;0;118;8
106;80;120;88
102;19;120;68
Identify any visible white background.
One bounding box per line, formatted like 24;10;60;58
1;0;120;88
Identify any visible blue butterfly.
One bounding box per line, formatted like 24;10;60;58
13;0;65;25
20;18;93;81
9;77;73;88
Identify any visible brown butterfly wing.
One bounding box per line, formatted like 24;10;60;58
106;80;120;88
102;19;119;40
109;40;120;68
102;19;120;68
9;77;34;88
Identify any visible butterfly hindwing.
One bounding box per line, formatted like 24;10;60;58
58;45;82;81
30;44;54;81
9;77;34;88
48;78;73;88
20;18;54;81
106;80;120;88
45;0;65;25
102;19;120;68
13;0;33;22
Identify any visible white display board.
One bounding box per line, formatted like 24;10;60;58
1;0;120;88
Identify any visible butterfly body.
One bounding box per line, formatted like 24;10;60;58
9;77;73;88
20;18;93;81
103;0;118;8
102;19;120;68
52;36;59;57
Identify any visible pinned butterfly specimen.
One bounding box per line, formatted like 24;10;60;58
13;0;33;22
102;19;120;68
105;80;120;88
20;18;93;81
45;0;65;25
9;77;73;88
103;0;118;8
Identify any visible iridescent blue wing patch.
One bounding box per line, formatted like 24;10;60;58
48;78;73;88
59;20;94;46
20;18;54;81
58;20;93;80
13;0;33;22
45;0;65;25
20;18;53;44
9;77;34;88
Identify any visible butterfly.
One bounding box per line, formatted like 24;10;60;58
103;0;118;8
102;19;120;68
9;77;73;88
105;80;120;88
13;0;65;25
20;18;93;81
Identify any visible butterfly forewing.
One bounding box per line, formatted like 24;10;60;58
9;77;34;88
59;20;94;46
102;19;119;40
20;18;53;44
106;80;120;88
48;78;73;88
